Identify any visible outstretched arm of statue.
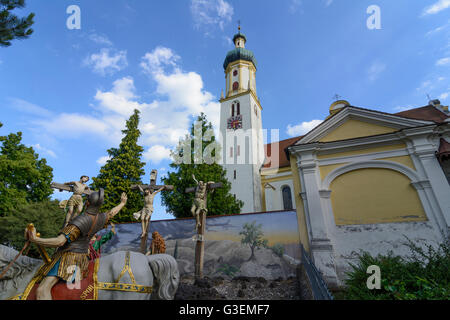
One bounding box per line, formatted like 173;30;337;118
107;193;128;220
64;181;75;186
154;186;165;194
25;227;67;248
192;174;198;185
138;185;144;194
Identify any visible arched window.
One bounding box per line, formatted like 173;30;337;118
282;186;293;210
237;102;240;115
231;104;235;117
233;81;239;91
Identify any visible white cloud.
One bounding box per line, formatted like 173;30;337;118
436;57;450;65
35;113;110;139
422;0;450;16
190;0;234;33
425;24;447;36
88;33;113;46
140;46;180;75
32;144;57;158
143;145;172;163
83;48;128;76
439;92;449;100
367;61;386;81
286;120;323;137
94;77;151;117
8;98;53;117
96;155;112;165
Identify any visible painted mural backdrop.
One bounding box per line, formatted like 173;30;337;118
99;210;301;280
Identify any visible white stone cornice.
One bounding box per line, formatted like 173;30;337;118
319;190;332;198
411;180;432;191
321;160;422;190
296;107;435;144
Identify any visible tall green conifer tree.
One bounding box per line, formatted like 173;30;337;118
91;109;146;223
161;113;243;218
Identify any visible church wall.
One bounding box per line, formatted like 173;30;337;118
318;119;397;143
289;155;310;253
330;168;427;225
331;220;444;286
262;178;296;212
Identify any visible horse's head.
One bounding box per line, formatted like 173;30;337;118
147;254;180;300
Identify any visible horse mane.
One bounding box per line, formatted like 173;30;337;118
0;245;42;290
147;254;179;300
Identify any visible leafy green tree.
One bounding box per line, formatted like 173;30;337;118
239;221;268;261
0;0;35;47
91;109;146;223
0;200;64;259
161;113;243;218
0;130;53;216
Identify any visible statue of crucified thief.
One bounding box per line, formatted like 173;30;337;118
190;174;215;234
62;176;91;228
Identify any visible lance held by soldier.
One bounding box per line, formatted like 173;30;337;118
24;190;128;300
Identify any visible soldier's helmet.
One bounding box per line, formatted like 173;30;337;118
86;188;104;215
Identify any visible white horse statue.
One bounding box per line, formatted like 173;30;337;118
0;245;179;300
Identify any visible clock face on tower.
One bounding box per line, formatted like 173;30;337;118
227;114;242;130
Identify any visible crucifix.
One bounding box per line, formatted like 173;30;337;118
51;176;93;228
131;169;174;253
185;175;223;279
332;94;342;101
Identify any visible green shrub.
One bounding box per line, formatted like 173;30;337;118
344;239;450;300
216;264;239;277
270;243;285;257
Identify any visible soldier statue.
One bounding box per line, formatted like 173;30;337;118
25;189;128;300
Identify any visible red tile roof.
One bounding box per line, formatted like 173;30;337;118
263;136;302;169
437;138;450;161
394;105;449;123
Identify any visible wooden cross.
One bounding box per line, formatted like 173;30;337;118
185;179;223;279
131;169;174;192
131;169;174;253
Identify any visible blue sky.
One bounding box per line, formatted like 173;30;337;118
0;0;449;220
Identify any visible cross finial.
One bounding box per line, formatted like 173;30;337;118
332;94;342;101
426;93;431;101
238;20;241;31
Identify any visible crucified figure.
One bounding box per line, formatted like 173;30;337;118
62;176;90;228
133;185;164;238
190;174;215;234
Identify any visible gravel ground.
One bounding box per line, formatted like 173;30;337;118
174;275;301;300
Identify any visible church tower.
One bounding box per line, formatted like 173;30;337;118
219;28;264;213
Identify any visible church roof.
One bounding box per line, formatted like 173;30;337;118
437;138;450;161
233;31;247;43
263;136;303;169
223;47;257;70
263;104;449;169
394;105;449;123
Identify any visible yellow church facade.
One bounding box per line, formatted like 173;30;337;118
262;99;450;288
